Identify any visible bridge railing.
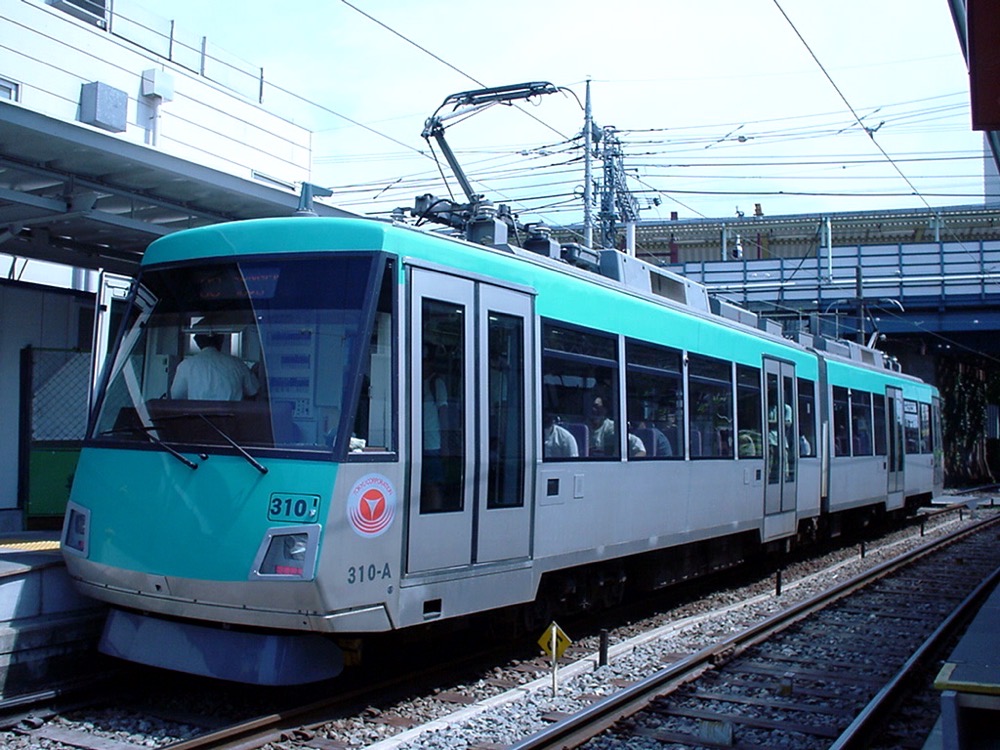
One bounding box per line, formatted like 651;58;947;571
670;240;1000;309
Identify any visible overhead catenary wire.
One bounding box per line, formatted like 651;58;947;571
622;90;969;135
337;0;571;142
152;0;974;231
292;6;997;364
771;0;942;213
322;1;588;234
272;47;973;226
771;0;984;265
313;99;976;219
266;52;976;234
869;306;1000;367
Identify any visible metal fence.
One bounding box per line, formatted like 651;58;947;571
671;239;1000;309
107;0;264;103
20;347;91;524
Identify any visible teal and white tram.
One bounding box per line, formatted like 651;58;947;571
61;216;942;684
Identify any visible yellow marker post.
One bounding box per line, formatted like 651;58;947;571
538;621;571;695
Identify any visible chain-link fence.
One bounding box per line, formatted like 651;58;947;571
21;347;91;525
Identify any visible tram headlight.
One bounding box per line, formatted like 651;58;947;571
250;525;320;580
61;503;90;557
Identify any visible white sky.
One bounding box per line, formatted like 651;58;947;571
142;1;985;229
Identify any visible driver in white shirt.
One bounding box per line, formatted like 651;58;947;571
170;333;259;401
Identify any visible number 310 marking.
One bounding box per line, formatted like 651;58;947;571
348;563;392;584
267;493;320;522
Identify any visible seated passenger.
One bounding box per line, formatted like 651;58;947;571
590;397;647;457
854;419;872;455
543;413;579;458
639;421;673;457
170;333;259;401
738;429;761;457
627;429;647;458
589;396;615;455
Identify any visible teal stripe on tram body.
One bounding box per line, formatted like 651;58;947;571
72;448;336;581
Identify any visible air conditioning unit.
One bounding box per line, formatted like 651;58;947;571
52;0;108;28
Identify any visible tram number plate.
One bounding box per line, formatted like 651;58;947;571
268;493;320;523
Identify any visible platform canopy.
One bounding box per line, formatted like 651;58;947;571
0;102;355;276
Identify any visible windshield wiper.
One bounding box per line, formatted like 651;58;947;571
100;425;205;470
197;414;269;475
104;412;268;475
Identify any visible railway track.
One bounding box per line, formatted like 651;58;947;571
513;512;1000;750
149;506;1000;750
2;503;992;750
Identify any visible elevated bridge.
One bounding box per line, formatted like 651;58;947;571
668;237;1000;355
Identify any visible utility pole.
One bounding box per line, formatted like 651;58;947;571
583;79;594;249
599;127;640;253
581;85;644;254
856;265;865;344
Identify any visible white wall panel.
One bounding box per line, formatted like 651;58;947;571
0;282;91;523
5;0;313;186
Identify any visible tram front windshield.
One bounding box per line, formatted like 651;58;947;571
91;254;394;456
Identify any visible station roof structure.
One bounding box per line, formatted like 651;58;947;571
0;102;355;276
950;0;1000;172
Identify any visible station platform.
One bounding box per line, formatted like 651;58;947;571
0;532;106;699
929;493;997;510
929;578;1000;750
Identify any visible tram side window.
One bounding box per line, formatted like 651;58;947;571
688;354;734;459
486;311;525;507
625;340;682;460
904;400;920;454
850;390;873;456
919;402;931;453
736;365;762;458
873;393;888;456
420;299;465;513
932;401;943;458
541;322;619;460
832;386;850;457
797;378;816;457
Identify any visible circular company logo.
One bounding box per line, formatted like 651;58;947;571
346;474;396;538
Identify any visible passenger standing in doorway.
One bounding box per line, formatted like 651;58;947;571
170;333;259;401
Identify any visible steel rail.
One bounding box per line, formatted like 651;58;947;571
160;635;530;750
829;562;1000;750
160;673;417;750
0;669;126;719
162;685;395;750
508;513;1000;750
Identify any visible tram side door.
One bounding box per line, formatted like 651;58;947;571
886;386;905;506
407;268;533;574
475;284;533;564
932;395;944;492
763;358;798;517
